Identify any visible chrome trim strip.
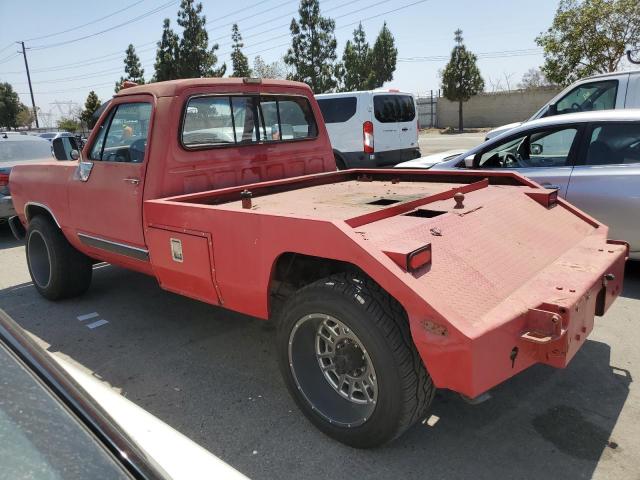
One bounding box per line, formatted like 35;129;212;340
24;202;61;228
77;233;149;261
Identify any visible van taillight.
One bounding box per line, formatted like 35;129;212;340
363;121;374;153
0;173;9;187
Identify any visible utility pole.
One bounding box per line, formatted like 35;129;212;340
18;41;39;128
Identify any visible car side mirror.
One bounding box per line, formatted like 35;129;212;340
463;155;475;168
52;136;81;161
530;143;543;155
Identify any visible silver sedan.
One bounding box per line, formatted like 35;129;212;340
397;110;640;259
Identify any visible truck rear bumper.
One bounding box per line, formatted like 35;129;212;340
411;238;628;399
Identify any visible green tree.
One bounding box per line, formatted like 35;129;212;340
441;29;485;132
16;104;34;128
80;91;101;128
536;0;640;86
284;0;339;93
0;83;22;129
57;117;81;132
154;18;179;81
367;22;397;89
342;23;371;91
176;0;225;78
230;24;251;77
115;44;145;92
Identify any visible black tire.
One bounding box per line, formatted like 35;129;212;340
26;215;92;300
276;273;435;448
334;153;347;170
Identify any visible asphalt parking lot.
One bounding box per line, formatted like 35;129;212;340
1;131;639;479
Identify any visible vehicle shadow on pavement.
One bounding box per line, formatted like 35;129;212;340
0;224;20;250
0;263;635;480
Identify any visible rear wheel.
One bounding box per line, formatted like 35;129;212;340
26;216;92;300
334;153;347;170
276;273;435;447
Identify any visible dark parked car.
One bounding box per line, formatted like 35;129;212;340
0;134;52;221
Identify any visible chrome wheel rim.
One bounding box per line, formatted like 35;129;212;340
289;313;377;427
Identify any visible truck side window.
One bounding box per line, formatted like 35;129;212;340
555;81;618;116
89;103;152;163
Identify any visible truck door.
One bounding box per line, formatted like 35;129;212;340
68;98;153;260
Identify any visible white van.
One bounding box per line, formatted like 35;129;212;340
316;91;421;169
486;70;640;140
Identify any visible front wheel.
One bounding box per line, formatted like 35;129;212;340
276;273;435;448
26;216;92;300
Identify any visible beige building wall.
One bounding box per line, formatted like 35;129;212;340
435;88;562;128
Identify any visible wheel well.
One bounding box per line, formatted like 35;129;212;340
268;253;370;315
25;205;59;228
333;150;347;170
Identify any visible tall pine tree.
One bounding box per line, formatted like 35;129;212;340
154;18;179;81
115;44;145;92
176;0;225;78
342;23;371;91
441;29;484;132
284;0;339;93
367;22;397;89
80;91;101;128
230;23;251;77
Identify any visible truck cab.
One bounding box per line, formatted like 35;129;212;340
10;78;335;274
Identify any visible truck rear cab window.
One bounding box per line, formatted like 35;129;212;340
373;95;415;123
317;97;357;123
89;102;152;163
182;95;318;148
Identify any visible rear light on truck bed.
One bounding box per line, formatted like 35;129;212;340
363;121;374;153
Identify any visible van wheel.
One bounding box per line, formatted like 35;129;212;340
334;154;347;170
26;216;92;300
276;273;435;448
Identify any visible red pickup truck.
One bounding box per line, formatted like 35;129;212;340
8;78;627;448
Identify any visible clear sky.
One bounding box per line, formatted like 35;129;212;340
0;0;560;127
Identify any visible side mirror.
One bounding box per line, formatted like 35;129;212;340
52;136;81;161
530;143;543;155
464;155;475;168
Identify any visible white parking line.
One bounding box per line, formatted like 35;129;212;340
86;319;109;329
77;312;99;322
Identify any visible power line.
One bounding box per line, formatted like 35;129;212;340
224;0;429;58
29;0;178;50
205;0;296;26
398;49;543;62
213;0;367;47
23;0;146;42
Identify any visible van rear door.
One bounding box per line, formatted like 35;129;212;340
372;93;418;164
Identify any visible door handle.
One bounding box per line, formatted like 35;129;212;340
124;177;140;185
541;183;560;190
401;127;409;131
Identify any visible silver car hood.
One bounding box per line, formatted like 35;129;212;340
394;150;466;169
